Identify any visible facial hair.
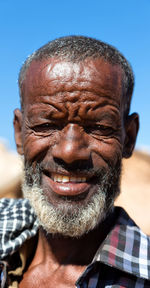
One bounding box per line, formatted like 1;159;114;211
22;160;121;238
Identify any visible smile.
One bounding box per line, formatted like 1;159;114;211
51;173;87;183
43;171;91;196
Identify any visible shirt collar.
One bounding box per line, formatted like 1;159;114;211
1;199;150;283
93;207;150;280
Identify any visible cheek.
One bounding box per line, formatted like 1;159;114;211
22;133;57;162
91;138;123;168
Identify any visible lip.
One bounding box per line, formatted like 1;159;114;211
43;172;91;196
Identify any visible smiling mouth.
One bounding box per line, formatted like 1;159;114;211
51;173;87;183
43;171;92;196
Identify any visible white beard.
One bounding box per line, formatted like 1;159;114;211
22;163;120;238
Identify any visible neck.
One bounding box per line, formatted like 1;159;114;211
29;209;116;268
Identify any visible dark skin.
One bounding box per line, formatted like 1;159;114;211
14;57;139;287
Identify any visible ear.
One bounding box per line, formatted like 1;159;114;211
122;113;139;158
13;109;24;155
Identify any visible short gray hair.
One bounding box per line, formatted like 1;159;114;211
18;35;134;117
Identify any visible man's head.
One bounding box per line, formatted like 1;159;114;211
18;36;134;118
14;36;139;237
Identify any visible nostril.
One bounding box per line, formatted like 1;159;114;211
53;157;93;172
52;141;90;163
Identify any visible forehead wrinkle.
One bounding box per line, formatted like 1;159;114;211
39;89;120;103
23;58;124;119
78;104;120;122
25;63;123;102
65;102;80;122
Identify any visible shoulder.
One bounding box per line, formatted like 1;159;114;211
0;197;31;211
100;207;150;281
0;198;35;225
0;198;39;259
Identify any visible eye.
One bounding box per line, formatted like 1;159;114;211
84;124;114;136
32;123;57;133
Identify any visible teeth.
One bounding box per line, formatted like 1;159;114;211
70;176;76;182
62;176;69;183
77;177;81;183
51;173;87;183
57;175;63;182
81;177;86;182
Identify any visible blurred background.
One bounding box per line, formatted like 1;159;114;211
0;0;150;233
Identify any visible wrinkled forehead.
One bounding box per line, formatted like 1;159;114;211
21;57;124;107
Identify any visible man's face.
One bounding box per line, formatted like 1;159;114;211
15;57;126;236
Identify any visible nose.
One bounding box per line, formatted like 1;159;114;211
52;124;90;164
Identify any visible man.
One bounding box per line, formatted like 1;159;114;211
0;36;149;287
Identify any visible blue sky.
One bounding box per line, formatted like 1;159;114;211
0;0;150;151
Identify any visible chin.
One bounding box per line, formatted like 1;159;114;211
22;162;121;238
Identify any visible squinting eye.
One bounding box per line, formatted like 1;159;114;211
32;123;56;132
97;125;112;131
84;125;113;136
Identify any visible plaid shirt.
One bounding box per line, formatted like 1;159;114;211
0;198;150;287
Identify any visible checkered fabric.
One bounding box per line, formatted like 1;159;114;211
98;220;150;280
76;209;150;287
0;199;150;287
0;198;39;259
